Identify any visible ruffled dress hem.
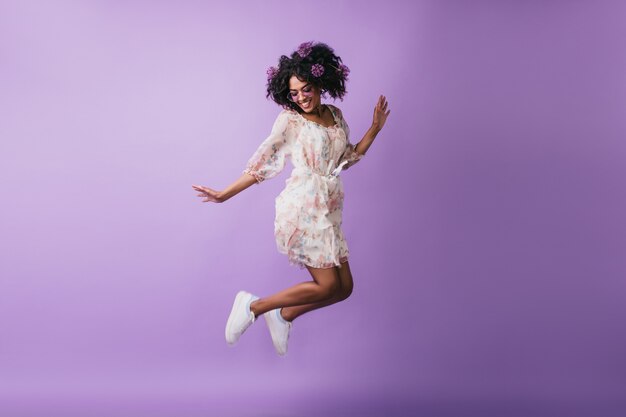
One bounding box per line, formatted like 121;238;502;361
278;249;349;270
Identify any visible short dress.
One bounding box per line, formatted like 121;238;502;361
242;104;364;269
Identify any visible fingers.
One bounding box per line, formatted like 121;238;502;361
192;184;215;194
376;95;388;109
381;97;389;115
192;184;221;203
374;95;390;121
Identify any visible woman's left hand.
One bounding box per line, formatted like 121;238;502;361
372;95;390;132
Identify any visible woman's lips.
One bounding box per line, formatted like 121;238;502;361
300;99;311;109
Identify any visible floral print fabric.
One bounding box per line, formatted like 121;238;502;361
243;104;363;269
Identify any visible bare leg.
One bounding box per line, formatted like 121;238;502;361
249;263;341;317
280;260;354;322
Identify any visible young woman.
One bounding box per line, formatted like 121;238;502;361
192;41;390;356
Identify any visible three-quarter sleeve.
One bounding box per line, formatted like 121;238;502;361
335;106;364;170
243;110;293;184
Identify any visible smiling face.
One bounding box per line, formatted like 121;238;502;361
288;75;322;113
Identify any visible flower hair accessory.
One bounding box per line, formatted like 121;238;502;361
296;41;314;58
266;66;278;82
311;63;325;77
338;63;350;77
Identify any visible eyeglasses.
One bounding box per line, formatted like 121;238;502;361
287;84;314;102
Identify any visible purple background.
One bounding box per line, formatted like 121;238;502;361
1;0;625;416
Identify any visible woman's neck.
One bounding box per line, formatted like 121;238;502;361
311;103;325;117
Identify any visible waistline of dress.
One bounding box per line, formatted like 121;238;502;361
292;160;349;180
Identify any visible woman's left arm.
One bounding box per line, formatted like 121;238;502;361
354;95;390;156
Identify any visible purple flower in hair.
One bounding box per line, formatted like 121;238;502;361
296;41;314;58
266;66;278;81
338;64;350;77
311;63;325;77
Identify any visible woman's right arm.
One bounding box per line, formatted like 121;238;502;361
192;172;257;203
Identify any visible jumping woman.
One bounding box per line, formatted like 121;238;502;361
192;41;390;356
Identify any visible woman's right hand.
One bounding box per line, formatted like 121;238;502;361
192;184;226;203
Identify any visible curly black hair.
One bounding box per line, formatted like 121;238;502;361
266;42;349;113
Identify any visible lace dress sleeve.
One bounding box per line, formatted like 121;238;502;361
334;106;363;170
242;110;293;184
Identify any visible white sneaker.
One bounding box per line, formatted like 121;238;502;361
225;291;259;346
263;308;292;356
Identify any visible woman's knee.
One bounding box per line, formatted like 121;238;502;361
337;262;354;301
338;280;353;301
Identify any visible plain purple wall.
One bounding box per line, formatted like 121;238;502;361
1;1;625;416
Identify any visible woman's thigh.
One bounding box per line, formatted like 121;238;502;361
305;264;341;291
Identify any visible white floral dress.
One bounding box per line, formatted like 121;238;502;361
243;104;363;269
